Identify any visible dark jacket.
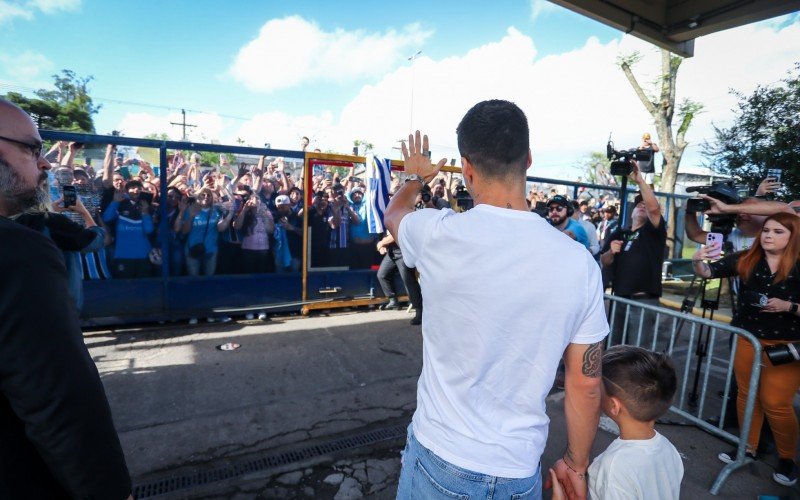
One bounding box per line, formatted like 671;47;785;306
0;216;131;499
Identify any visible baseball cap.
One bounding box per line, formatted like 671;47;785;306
547;195;570;207
603;205;617;213
351;186;364;195
275;194;291;206
633;193;644;205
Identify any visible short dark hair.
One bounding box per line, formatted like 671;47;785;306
456;100;529;180
602;345;677;422
125;179;143;191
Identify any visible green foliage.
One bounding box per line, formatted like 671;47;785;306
703;62;799;198
577;151;613;185
144;132;170;140
616;51;642;68
3;70;99;132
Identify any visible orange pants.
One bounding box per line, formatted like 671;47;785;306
734;336;800;459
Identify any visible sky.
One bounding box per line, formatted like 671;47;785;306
1;0;799;179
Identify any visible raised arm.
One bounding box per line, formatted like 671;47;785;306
385;131;446;242
684;210;708;244
554;341;603;500
630;160;661;227
102;144;115;188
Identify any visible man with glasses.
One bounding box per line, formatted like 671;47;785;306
546;195;590;250
0;98;132;499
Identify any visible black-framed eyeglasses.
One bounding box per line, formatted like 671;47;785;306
0;135;43;160
548;206;565;212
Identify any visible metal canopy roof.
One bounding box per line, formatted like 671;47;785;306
550;0;800;57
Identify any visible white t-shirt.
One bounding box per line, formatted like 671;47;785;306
398;205;609;478
588;431;683;500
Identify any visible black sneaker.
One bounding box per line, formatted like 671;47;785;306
718;448;756;464
774;459;798;486
410;312;422;326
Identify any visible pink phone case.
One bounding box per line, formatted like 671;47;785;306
706;233;723;258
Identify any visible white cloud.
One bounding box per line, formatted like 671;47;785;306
0;0;79;24
118;19;800;181
530;0;559;22
0;50;54;83
0;0;32;23
28;0;80;13
228;15;432;92
116;111;227;143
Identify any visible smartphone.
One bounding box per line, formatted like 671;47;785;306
140;192;154;205
706;232;723;259
62;185;77;208
767;168;782;183
118;166;131;180
325;172;333;181
153;166;160;177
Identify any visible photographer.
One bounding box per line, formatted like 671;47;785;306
600;161;665;341
692;213;800;486
685;197;767;253
101;179;154;278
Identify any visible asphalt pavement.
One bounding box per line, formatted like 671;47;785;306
86;306;799;499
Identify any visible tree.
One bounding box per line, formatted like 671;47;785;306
353;139;374;156
577;152;615;186
703;62;799;199
3;70;99;132
619;49;703;255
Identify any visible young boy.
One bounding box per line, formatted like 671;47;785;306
588;345;683;499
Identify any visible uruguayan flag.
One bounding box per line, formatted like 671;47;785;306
365;153;392;234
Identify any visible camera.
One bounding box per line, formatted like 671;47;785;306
606;140;653;176
765;342;800;366
454;185;473;211
421;192;431;204
686;180;743;234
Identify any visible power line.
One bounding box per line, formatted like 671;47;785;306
0;81;253;122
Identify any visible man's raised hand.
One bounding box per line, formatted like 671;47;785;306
401;130;447;182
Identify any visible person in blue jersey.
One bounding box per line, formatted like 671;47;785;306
547;195;590;250
347;186;377;269
101;179;154;278
180;187;235;277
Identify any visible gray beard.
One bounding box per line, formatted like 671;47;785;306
0;157;49;216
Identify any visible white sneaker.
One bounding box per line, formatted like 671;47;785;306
245;313;255;320
218;316;233;323
258;312;268;321
207;317;215;323
188;318;198;325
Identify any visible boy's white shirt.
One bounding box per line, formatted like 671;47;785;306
589;431;683;500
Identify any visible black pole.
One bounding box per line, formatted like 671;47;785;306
618;175;630;229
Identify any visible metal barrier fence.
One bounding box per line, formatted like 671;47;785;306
605;295;762;496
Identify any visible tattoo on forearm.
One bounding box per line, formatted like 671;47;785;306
582;342;602;378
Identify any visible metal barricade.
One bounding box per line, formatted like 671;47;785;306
605;294;762;496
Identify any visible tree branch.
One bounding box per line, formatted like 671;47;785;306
620;62;657;116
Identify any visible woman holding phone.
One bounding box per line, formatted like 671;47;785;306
693;212;800;486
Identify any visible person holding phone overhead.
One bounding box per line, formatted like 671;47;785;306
693;212;800;487
101;178;154;278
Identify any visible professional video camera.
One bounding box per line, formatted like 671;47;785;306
606;140;653;176
685;180;743;235
454;185;473;211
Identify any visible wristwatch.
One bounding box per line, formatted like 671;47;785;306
405;174;425;187
791;303;798;314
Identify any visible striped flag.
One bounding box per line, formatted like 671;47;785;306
365;153;392;234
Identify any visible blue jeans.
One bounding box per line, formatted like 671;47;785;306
396;426;542;499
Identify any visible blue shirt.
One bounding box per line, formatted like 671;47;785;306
349;201;371;240
564;218;590;250
102;200;154;259
183;207;222;255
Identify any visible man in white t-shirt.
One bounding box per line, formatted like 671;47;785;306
385;100;609;500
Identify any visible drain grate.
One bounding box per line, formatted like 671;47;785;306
132;423;408;498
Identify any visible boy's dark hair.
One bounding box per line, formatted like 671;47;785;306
602;345;677;422
456;100;529;181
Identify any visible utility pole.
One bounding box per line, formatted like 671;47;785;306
170;109;197;140
408;51;422;134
